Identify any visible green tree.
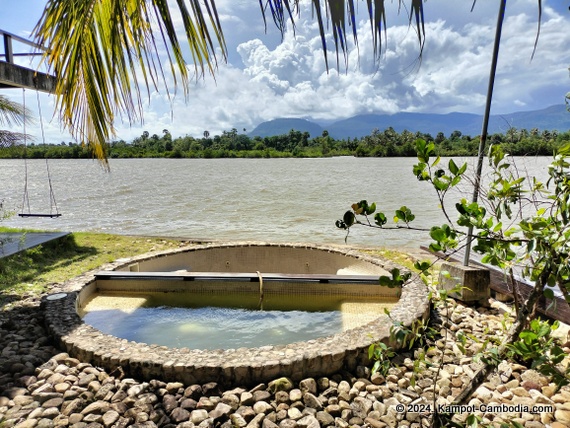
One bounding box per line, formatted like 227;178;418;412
33;1;545;165
339;140;570;423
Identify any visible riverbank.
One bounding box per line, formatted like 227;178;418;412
1;235;570;427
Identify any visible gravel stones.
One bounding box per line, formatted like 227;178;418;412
3;291;570;427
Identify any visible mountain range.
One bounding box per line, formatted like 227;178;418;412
249;105;570;139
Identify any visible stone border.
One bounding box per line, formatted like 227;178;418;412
41;242;430;386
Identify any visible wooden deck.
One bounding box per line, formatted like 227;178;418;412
421;246;570;325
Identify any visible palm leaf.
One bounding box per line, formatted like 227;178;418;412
33;0;226;168
0;95;31;127
0;95;33;148
0;130;29;148
366;0;387;62
261;1;427;70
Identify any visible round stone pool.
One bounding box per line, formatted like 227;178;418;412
42;242;430;386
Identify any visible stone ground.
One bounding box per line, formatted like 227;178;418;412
1;292;570;428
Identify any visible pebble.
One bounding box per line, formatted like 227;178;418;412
2;296;569;428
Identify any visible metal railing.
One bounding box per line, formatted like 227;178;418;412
0;29;46;64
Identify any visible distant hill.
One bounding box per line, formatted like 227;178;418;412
248;118;323;138
249;105;570;139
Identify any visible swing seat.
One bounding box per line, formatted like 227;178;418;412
19;213;62;218
19;88;62;220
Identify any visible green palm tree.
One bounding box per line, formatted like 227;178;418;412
0;95;30;148
32;1;542;164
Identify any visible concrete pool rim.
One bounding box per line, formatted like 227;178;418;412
41;241;430;386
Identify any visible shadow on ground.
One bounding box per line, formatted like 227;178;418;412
0;234;97;308
0;300;59;399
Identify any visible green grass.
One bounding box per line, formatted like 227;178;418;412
363;248;422;271
0;231;180;304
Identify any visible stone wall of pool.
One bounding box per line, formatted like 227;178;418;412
41;242;430;386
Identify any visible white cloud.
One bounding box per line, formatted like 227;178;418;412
2;0;568;143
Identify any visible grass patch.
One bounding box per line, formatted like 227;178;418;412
363;248;442;284
0;232;181;304
363;248;423;271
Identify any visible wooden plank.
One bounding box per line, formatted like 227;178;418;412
18;213;62;218
95;271;382;284
0;62;56;92
421;245;570;324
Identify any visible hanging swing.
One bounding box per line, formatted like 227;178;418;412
19;88;62;218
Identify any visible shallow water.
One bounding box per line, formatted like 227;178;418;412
81;292;397;349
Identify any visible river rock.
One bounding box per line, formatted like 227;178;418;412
303;393;323;410
240;392;255;406
81;401;109;415
555;409;570;425
315;411;334;427
287;407;303;420
299;379;317;395
191;409;210;424
297;414;320;428
102;410;120;426
253;401;274;414
262;418;279;428
171;407;191;423
289;389;303;402
210;402;232;420
246;413;265;428
231;413;248;427
253;390;271;402
197;396;216;411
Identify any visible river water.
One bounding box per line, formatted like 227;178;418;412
0;156;552;249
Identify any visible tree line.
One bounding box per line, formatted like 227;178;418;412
1;126;568;160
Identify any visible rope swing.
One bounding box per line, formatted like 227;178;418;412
19;88;62;218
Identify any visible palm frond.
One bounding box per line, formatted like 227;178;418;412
33;0;226;167
261;1;427;71
0;95;32;127
367;0;387;63
409;0;425;60
0;130;29;148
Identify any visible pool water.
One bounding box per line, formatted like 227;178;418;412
81;292;397;349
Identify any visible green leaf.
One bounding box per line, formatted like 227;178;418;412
458;162;468;175
557;142;570;156
374;212;387;227
449;159;458;175
343;211;355;227
535;322;551;338
335;219;347;229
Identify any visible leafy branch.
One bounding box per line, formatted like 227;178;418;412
342;138;570;425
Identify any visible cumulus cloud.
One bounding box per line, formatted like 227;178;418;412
233;2;570;123
3;0;569;143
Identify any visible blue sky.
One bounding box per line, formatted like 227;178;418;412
1;0;569;143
